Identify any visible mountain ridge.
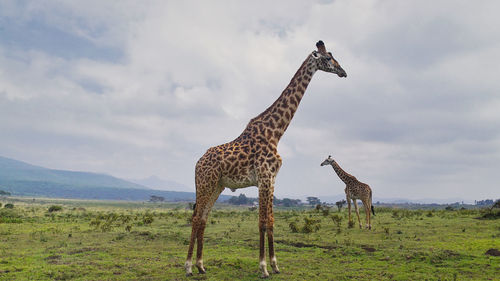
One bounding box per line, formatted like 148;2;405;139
0;155;221;201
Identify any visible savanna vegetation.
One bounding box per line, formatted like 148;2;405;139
0;197;499;280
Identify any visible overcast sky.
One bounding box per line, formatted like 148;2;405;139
1;0;499;202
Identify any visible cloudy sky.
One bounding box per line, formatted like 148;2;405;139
1;0;499;202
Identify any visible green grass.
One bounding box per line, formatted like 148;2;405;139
0;198;499;280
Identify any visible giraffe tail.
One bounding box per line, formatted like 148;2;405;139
192;203;197;218
370;189;375;216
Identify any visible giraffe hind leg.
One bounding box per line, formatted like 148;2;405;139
185;171;223;276
185;210;198;276
353;200;362;229
194;184;224;274
362;199;371;230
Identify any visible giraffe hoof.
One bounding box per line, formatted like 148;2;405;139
186;273;193;277
261;274;270;279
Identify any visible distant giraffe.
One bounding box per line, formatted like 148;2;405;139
321;155;374;229
185;41;347;278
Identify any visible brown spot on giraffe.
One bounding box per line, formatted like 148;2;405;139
185;41;346;278
321;155;374;230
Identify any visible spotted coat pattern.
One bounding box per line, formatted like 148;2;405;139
185;41;346;278
321;155;374;229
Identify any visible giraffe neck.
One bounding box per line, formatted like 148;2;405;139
330;162;355;184
241;54;318;144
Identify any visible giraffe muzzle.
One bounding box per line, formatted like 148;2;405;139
337;68;347;78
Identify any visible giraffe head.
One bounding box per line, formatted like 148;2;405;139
320;155;336;166
311;40;347;78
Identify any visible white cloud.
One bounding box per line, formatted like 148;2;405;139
0;0;499;201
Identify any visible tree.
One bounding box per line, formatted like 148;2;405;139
335;199;346;211
491;199;500;209
306;197;321;206
476;199;494;206
228;193;254;205
273;196;282;205
149;195;165;202
281;198;301;207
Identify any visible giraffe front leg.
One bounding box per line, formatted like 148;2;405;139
268;226;279;274
258;179;278;278
266;200;279;274
258;197;269;278
259;223;269;278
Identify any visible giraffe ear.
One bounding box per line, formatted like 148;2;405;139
312;51;320;59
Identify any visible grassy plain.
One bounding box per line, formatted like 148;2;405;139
0;197;499;280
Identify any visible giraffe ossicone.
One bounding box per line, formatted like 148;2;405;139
185;41;346;278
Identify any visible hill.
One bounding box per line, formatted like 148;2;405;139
0;156;226;201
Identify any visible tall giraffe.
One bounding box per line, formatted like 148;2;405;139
185;41;346;278
320;155;375;229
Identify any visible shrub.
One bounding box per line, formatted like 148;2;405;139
48;205;62;212
289;221;299;233
4;203;14;209
330;214;343;234
322;206;331;216
391;210;400;219
142;212;154;225
0;208;22;223
348;220;355;228
302;217;321;233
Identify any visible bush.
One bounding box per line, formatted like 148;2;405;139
0;208;22;223
302;217;321;233
142;212;154;225
289;221;299;233
322;206;331;216
330;214;343;234
4;203;14;209
48;205;63;212
348;220;355;228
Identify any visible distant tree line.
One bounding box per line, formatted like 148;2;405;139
226;194;302;207
475;199;496;206
274;196;301;207
227;194;256;205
